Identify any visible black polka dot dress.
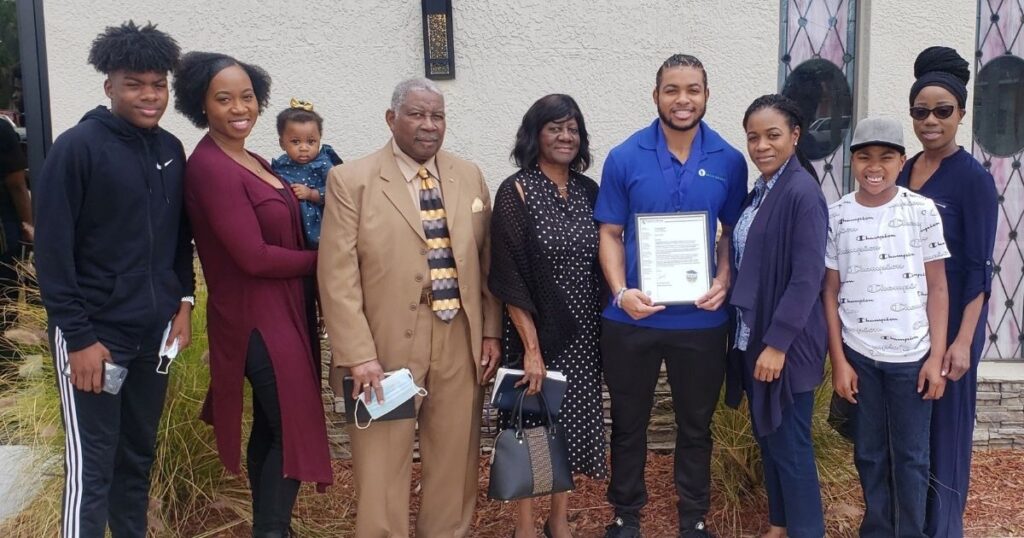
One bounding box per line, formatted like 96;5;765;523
493;167;606;480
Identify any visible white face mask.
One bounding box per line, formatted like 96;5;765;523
355;368;427;429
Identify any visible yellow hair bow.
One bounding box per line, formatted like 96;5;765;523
289;98;314;111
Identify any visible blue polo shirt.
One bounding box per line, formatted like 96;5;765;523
595;119;748;330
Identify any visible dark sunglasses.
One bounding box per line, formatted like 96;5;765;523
909;105;957;121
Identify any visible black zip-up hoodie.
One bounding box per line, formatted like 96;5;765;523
35;106;195;352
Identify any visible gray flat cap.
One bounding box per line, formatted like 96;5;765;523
850;117;905;154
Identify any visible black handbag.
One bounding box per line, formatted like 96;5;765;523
487;389;574;501
827;391;857;442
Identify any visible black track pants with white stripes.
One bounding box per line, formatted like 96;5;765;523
50;325;169;538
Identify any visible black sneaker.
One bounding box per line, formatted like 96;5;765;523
604;516;643;538
678;519;714;537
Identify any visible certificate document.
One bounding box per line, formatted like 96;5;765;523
635;212;711;305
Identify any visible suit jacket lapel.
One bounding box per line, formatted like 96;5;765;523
379;149;427;242
437;151;462;225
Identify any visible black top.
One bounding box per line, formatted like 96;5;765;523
489;166;608;478
488;166;601;361
34;106;195;352
0;119;26;257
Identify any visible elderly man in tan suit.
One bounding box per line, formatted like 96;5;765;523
318;77;502;538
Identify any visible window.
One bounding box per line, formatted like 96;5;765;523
778;0;858;203
782;59;853;161
973;55;1024;158
974;0;1024;359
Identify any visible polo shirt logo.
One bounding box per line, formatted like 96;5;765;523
699;168;728;182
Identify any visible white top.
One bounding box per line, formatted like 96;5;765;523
825;187;950;362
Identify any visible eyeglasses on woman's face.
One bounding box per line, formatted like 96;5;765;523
909;104;957;121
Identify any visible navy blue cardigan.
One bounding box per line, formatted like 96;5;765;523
726;160;828;436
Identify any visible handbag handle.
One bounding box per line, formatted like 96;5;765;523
512;386;558;439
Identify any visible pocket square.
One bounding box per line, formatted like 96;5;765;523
471;197;485;213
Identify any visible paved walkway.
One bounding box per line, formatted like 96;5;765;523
0;445;41;522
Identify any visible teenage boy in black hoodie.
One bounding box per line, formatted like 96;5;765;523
34;21;193;538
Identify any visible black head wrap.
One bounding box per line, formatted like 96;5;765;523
909;46;970;107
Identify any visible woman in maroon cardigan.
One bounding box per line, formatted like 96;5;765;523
174;52;331;537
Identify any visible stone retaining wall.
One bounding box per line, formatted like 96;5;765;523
974;378;1024;449
321;355;1024;457
321;360;686;459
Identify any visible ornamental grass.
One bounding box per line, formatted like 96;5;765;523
0;267;281;536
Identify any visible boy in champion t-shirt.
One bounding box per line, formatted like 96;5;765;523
823;117;950;538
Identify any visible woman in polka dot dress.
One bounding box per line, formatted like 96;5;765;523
489;94;606;538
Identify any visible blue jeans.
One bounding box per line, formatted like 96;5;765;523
846;345;932;538
754;390;824;537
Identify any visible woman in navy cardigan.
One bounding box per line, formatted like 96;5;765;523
727;94;828;538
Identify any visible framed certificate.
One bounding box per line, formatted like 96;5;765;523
635;212;711;305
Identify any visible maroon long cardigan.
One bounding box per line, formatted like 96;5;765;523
185;134;332;489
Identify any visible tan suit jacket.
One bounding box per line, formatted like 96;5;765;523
318;141;502;376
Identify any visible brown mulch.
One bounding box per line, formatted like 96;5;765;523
963;449;1024;536
181;449;1024;538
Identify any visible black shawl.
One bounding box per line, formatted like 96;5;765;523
487;168;601;363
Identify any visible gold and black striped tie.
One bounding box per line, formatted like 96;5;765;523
418;166;461;321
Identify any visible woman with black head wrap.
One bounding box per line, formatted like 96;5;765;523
897;45;998;538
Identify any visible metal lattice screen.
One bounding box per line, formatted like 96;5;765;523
975;0;1024;359
779;0;858;204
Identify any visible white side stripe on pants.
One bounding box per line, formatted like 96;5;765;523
54;327;82;538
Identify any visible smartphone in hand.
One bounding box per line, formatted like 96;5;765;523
61;361;128;395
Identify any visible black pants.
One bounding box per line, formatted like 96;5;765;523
601;319;727;527
50;325;168;538
245;331;300;537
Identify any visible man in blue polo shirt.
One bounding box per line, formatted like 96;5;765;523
596;54;748;538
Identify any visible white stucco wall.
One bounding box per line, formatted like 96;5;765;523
42;1;979;189
42;0;777;190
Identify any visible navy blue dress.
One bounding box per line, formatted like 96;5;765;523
897;147;998;538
